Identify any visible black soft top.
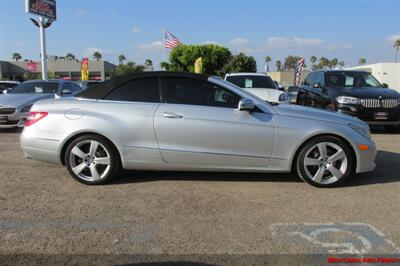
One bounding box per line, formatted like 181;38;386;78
77;71;210;99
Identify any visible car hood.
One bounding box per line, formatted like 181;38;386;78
0;93;54;108
275;103;365;126
334;87;400;99
244;87;284;102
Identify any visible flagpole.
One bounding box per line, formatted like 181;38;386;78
162;28;166;69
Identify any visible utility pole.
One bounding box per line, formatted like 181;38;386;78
39;16;47;80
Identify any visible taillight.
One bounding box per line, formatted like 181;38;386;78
25;112;48;126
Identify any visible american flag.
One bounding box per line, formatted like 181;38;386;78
164;31;182;49
294;58;305;86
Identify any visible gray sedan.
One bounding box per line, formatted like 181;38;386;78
20;72;376;187
0;80;82;128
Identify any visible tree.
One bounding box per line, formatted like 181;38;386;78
358;58;366;65
222;52;257;74
145;59;153;71
283;55;304;70
118;54;126;64
275;60;282;71
66;53;75;60
112;61;145;76
160;61;170;70
393;39;400;62
318;57;330;69
264;56;271;72
310;56;317;70
168;44;232;75
92;51;102;61
329;58;338;69
12;52;22;61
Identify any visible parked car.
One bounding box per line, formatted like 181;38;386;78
287;86;300;104
225;73;289;103
0;80;82;128
0;81;20;93
296;70;400;130
21;72;376;188
75;80;101;90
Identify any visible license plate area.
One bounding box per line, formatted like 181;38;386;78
374;112;388;120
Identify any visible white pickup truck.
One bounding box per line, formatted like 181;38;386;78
224;73;289;103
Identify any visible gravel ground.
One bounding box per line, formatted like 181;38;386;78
0;128;399;265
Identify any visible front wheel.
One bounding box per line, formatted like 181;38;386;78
65;135;121;185
295;136;354;188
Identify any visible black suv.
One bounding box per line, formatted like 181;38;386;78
297;70;400;129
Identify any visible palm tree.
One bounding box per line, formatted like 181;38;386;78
92;51;102;61
330;58;338;69
275;60;282;71
264;56;272;72
358;58;366;65
145;59;153;71
12;52;22;61
393;39;400;62
66;53;75;60
318;57;329;69
310;56;317;64
118;54;126;64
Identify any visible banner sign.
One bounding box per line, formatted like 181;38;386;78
81;58;89;81
25;0;57;20
294;58;305;86
194;57;203;74
26;62;37;72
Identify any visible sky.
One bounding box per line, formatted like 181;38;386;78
0;0;399;71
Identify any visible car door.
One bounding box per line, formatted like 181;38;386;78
154;77;275;169
310;72;327;108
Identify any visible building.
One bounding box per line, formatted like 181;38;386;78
346;62;400;92
268;70;309;89
0;57;116;81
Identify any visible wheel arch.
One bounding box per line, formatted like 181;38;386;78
60;131;123;167
290;133;357;174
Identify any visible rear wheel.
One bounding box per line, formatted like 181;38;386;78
65;135;120;185
296;136;354;188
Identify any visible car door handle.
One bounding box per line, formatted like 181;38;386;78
163;112;183;119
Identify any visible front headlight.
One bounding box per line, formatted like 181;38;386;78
20;104;33;113
336;96;360;104
279;93;289;102
349;123;371;139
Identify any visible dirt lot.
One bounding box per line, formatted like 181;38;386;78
0;128;399;265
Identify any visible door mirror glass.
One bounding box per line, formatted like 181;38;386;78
238;98;255;111
382;83;388;88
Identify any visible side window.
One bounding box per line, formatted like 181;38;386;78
162;78;241;108
104;78;160;103
70;83;82;93
303;73;313;86
62;82;71;91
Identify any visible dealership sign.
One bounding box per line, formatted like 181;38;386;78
26;61;37;72
25;0;57;20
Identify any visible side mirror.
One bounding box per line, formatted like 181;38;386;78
382;83;388;88
62;88;72;95
313;82;323;89
277;84;285;91
238;98;255;112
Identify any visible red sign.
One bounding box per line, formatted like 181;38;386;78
25;0;57;20
27;62;37;72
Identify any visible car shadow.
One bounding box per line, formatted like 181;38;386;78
370;126;400;135
0;127;23;133
109;150;400;187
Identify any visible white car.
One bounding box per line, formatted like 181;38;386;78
225;73;289;103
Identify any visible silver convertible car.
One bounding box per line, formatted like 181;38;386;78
20;72;377;187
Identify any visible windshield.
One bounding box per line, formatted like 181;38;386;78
326;72;382;88
0;82;18;88
226;75;276;89
10;82;59;94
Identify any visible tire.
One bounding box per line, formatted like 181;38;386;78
295;136;354;188
65;134;121;185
